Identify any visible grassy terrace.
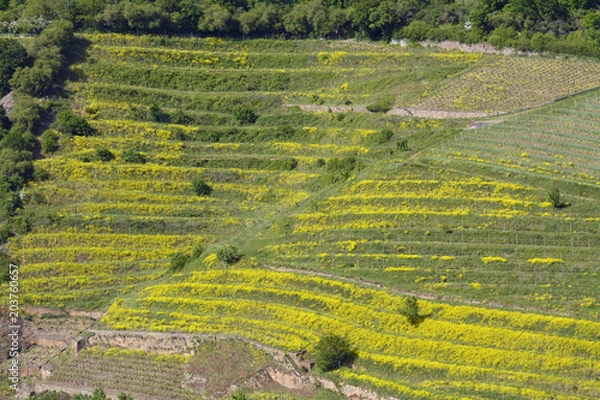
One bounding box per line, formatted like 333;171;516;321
2;34;599;399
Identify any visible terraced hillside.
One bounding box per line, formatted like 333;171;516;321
3;34;600;399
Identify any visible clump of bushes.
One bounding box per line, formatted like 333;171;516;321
547;188;570;209
217;245;243;265
192;177;213;196
233;104;258;125
368;129;394;145
366;99;392;114
40;130;59;153
95;148;114;162
122;149;147;164
169;252;190;273
314;334;357;372
324;156;357;184
53;110;94;137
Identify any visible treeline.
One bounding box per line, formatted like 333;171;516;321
2;0;600;52
0;20;75;244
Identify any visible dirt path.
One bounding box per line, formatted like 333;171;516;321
286;104;494;119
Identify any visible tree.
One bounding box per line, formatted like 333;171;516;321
9;94;41;133
192;177;213;196
283;0;329;37
0;106;11;131
0;39;28;97
198;4;232;33
313;334;357;371
238;3;280;36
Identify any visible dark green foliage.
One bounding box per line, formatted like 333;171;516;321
313;334;357;372
217;245;243;265
0;39;28;97
233;104;258;125
397;139;409;151
402;296;421;326
169;252;190;273
40;130;59;153
10;20;73;97
122;149;147;164
95;148;114;162
366;100;392;114
0;106;10;130
170;109;191;125
148;103;166;122
0;251;14;282
0;130;36;152
192;177;213;196
9;94;41;133
33;166;50;181
402;20;433;41
191;244;204;259
117;394;134;400
368;129;394;145
53;111;94;137
324;156;357;184
547;188;570;209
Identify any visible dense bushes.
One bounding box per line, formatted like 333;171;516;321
52;110;94;136
324;156;357;184
314;334;357;372
191;177;213;196
2;1;600;59
232;104;259;125
10;20;74;97
0;38;28;97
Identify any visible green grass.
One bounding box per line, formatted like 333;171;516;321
4;34;600;399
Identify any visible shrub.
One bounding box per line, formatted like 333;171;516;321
33;167;49;181
192;177;213;196
488;25;518;48
217;245;242;265
324;156;356;183
402;296;421;326
397;139;409;151
0;252;14;283
170;109;191;124
366;99;392;114
368;129;393;145
53;110;94;136
148;103;166;122
169;252;190;273
122;149;147;163
233;104;258;125
547;188;569;209
95;148;114;162
313;334;357;372
40;130;59;153
402;20;432;41
191;244;204;259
